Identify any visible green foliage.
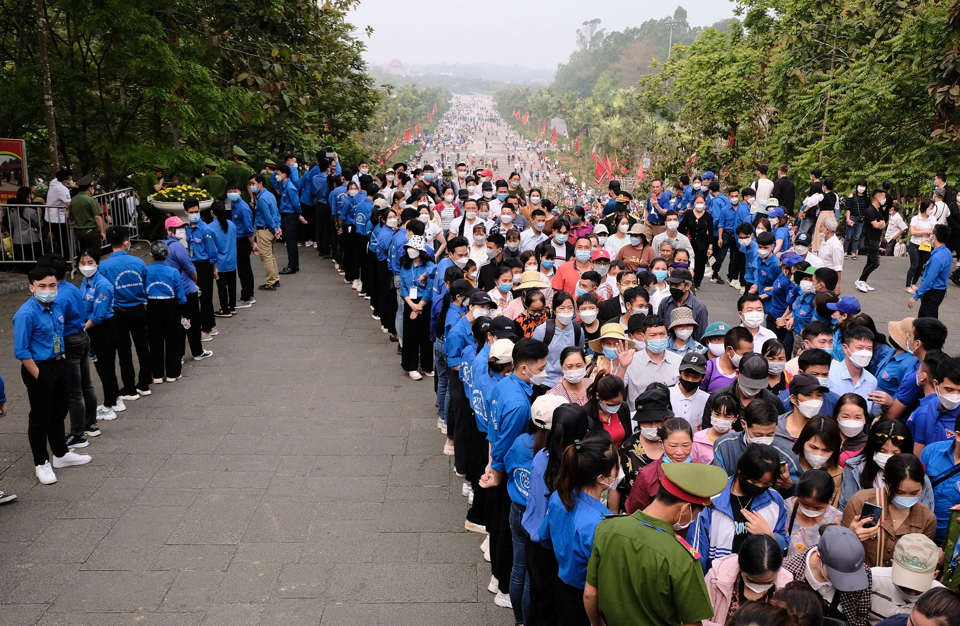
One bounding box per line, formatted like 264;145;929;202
362;84;450;168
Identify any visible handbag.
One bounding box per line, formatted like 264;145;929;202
919;241;932;252
874;487;886;567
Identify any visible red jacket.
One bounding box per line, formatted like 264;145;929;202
625;458;665;515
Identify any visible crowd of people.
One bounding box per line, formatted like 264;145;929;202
5;95;960;626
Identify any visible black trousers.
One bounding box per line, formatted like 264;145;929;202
712;233;730;279
526;540;559;626
358;237;373;295
448;369;469;475
194;260;216;333
728;243;745;282
487;482;514;594
693;244;709;287
316;202;333;255
401;300;434;373
216;269;237;312
281;213;300;270
343;226;361;282
366;251;381;317
181;292;204;358
556;581;589;626
236;237;254;302
298;202;315;243
147;299;184;379
113;304;151;395
919;288;946;319
466;419;489;526
378;260;397;334
87;317;120;408
65;331;97;437
21;359;70;466
858;238;881;282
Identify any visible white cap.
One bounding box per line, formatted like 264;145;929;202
490;339;514;364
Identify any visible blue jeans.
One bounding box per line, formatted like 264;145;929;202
509;501;531;625
844;219;864;255
394;275;404;348
434;337;449;422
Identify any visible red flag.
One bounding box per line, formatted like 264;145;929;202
636;163;647;181
540;120;547;136
575;135;581;156
416;121;421;135
551;128;557;143
432;103;438;114
522;113;529;125
403;127;411;142
592;152;609;186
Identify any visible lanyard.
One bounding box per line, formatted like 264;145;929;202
634;516;700;560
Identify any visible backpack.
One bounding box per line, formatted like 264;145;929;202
541;319;582;346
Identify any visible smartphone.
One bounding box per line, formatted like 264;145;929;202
326;152;335;158
861;502;882;529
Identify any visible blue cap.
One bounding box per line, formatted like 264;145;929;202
826;296;861;316
779;251;804;268
768;207;785;219
701;171;716;179
701;321;731;340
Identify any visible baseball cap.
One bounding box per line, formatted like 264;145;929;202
489;338;514;365
489;317;518;340
891;534;939;592
795;232;813;247
591;250;610;262
818;525;869;592
679;352;708;375
797;265;817;277
164;215;186;229
468;291;497;308
594;224;609;235
789;373;829;396
737;353;770;391
701;321;731;340
701;171;716;180
450;279;475;299
768;207;785;219
826;296;861;316
531;394;567;430
661;462;728;506
667;268;693;284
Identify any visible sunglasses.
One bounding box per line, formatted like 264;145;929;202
875;432;906;444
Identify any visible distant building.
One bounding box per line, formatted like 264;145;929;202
386;59;408;77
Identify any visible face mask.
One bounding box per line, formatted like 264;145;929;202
541;259;554;269
453;257;468;268
666;221;679;232
673;505;692;532
511;181;520;189
743;579;774;594
838;420;864;437
473;236;486;246
799;504;825;519
506;243;520;252
730;353;743;369
874;452;893;469
795;245;809;255
473;307;490;319
577;309;598;324
742;311;764;328
640;427;660;441
600;402;620;414
424;172;434;181
468;271;478;280
529;369;548;386
738;237;752;247
386;175;395;182
33;289;57;304
595;265;609;277
555;234;568;244
675;328;693;341
530;197;541;204
819;232;826;241
708;343;725;357
386;218;398;228
479;211;490;220
857;186;866;194
418;214;430;223
848;349;873;368
937;388;960;410
467;185;475;193
694;203;707;212
602;347;619;360
79;265;98;278
512;274;523;285
556;312;575;325
534;222;545;232
187;213;201;224
740;386;762;398
713;417;734;433
679;378;700;393
647;338;668;354
669;287;686;303
631;307;649;317
805;450;831;469
758;248;772;259
744;433;775;446
629;237;641;247
484;191;495;199
816;377;830;388
618;224;629;233
653;270;668;282
249;184;259;195
227;192;240;202
406;248;420;259
564;367;587;384
500;214;514;224
465;210;477;220
693;183;702;190
768;362;786;376
892;495;920;510
458;171;466;178
598;236;608;245
800;280;815;294
571;217;581;225
739;479;768;498
731;198;740;205
497;193;508;201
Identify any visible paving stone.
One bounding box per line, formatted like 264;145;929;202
49;570;175;612
273;563;334;599
242;500;316;543
327;564;477;603
213;562;282;604
258;599;325;626
115;614;204;626
152;544;236;571
81;545;163;571
158;570;225;612
0;604;47;626
99;506;184;546
36;613;121;626
198;604;263;626
5;563;80;604
17;518;111;563
167;489;263;545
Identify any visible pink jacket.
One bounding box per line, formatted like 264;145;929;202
703;554;794;626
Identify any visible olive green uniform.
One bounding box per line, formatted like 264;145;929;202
224;162;254;202
139;170;166;240
69;193;102;230
197;173;227;200
586;510;714;626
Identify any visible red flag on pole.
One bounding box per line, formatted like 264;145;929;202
522;113;529;125
432;103;438;115
636;162;647;181
540;120;547;137
416;121;421;135
575;135;581;156
403;127;411;142
551;128;557;143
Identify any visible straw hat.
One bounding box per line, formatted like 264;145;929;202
588;323;636;354
513;270;548;291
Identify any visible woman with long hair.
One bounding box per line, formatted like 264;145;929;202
209;203;238;317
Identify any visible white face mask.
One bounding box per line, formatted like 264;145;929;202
473;307;490;319
743;578;775;594
598;236;608;245
465;211;477;220
618;224;629;233
640;427;660;441
458;171;467;178
797;399;823;418
563;367;587;384
713;417;734;433
694;204;705;212
79;265;98;277
665;221;679;231
474;236;486;246
580;310;598;325
386;218;398;228
798;504;825;519
768;362;786;376
758;248;772;258
529;368;548;386
730;353;743;369
708;343;725;357
795;245;809;255
837;419;864;438
874;452;893;469
501;214;514;224
741;311;764;328
738;237;752;247
857;186;866;194
938;387;960;411
418;214;430;223
675;328;693;341
556;312;575;325
745;433;775;446
848;349;873;369
800;280;815;294
530;197;541;205
673;505;693;532
386;175;395;182
467;185;476;193
805;450;831;469
483;191;494;199
444;195;455;203
406;248;420;259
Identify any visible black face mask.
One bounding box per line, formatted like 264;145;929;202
670;287;686;302
679;378;701;393
739;479;767;499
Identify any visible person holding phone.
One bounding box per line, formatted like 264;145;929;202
840;454;936;568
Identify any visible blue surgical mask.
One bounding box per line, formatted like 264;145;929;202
497;193;509;202
647;338;668;354
577;287;588;297
653;270;668;282
34;289;57;304
249;184;259;195
424;172;434;181
227;192;240;202
663;455;692;464
541;260;555;269
188;213;201;224
554;234;568;244
630;237;641;247
600;402;620;414
575;250;591;263
498;283;512;293
892;495;920;510
603;347;618;360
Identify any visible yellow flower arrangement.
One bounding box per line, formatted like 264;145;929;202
153;185;212;202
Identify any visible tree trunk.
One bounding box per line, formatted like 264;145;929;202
33;0;59;172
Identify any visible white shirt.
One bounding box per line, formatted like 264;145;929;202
604;234;631;257
487;198;503;218
669;384;709;429
909;214;936;245
745;324;778;353
929;201;950;225
488;286;513;311
624;349;681;409
520;230;547;253
46;179;71;223
799;251;824;268
448;215;484;239
650;285;670;313
421;221;442;249
868;567;943;625
884;212;908;243
651;231;696;266
754;178;775;202
817;234;844;271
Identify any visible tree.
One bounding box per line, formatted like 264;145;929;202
576;19;606;52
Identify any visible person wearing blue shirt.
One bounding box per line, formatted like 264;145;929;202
753;234;781;315
228;182;257;307
98;225;152;401
145;241;189;384
182;199;219;341
311;155;340;256
78;249;120;420
445;291;491;475
161;217;208;362
708;187;734;284
645;179;672;237
768;207;792;253
14;265;92;484
538;436;618;621
275;164;305;275
768;253;800;331
736;224;760;288
909;224;952;319
399;235;436;380
209;205;238;317
727;189;755;288
37;253;99;450
909;356;960;457
251;174;281;291
920;435;960;542
376;212;401;340
390;211;422;347
352;185;376;297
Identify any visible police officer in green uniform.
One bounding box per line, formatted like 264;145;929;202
224;146;254;203
263;159;279;198
139;161;168;240
196;158;226;201
602;192;637;233
584;462;728;626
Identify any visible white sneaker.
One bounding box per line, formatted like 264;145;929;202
96;405;117;421
436;417;445;430
138;388;152;396
35;462;57;485
52;450;92;468
729;279;741;289
480;536;489;555
461;482;473;497
465;520;487;534
487;575;499;594
194;350;214;361
352;279;362;291
855;280;868;293
119;392;140;401
866;283;875;291
201;333;213;342
152;378;164;385
113;399;127;413
208;328;219;336
494;592;512;609
408;371;422;380
165;376;181;382
235;300;254;308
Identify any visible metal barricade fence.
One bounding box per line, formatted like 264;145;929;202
0;203;76;270
93;188;140;242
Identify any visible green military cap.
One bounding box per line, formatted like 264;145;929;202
264;159;277;167
662;462;728;505
203;158;218;168
232;146;249;158
76;174;95;187
153;161;169;170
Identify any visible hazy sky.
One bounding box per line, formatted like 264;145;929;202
349;0;737;70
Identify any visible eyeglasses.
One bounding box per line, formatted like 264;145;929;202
875;432;905;444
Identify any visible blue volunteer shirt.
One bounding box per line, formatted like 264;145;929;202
185;220;219;264
471;345;498;433
755;255;782;313
774;225;792;252
254;188;280;231
98;250;148;307
13;297;65;361
163;236;198;295
734;202;753;227
209;220;238;272
768;272;793;317
915;244;951;298
907;393;959;447
56;280;86;336
489;373;534;473
506;433;535;506
399;261;436;300
145;262;186;304
376;226;396;262
523;450;551;544
388;227;409;275
711;194;734;235
919;439;960;542
875;351;918;396
896;362;924;414
277;178;300;216
444;315;474;369
80;272;114;325
740;239;760;284
791;292;815;334
645;191;672;225
539;490;609;588
298;165;317;206
232;198;254;238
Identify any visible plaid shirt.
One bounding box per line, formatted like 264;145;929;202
782;550;873;626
